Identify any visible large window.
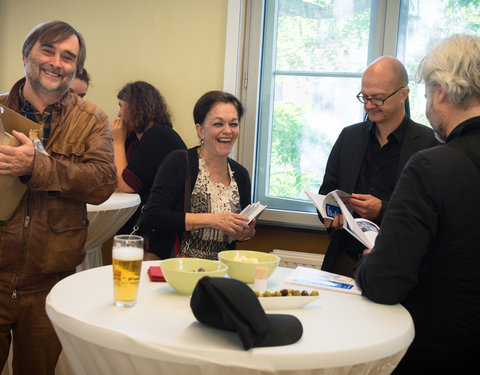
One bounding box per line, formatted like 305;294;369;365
237;0;480;228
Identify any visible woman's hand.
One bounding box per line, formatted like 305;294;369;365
234;218;256;241
213;212;250;237
110;118;127;144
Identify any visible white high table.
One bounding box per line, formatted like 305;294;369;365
77;192;141;271
46;264;414;375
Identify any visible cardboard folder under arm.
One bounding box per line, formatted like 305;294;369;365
0;104;42;221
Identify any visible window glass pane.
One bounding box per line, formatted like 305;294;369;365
276;0;371;73
400;0;480;125
269;76;362;202
256;0;373;211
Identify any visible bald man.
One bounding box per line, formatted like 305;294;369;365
318;56;438;277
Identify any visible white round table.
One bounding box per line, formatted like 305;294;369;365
77;192;141;271
47;264;414;375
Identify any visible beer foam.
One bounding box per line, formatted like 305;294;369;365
112;246;143;261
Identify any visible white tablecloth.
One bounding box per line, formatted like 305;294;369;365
46;264;414;375
77;192;141;271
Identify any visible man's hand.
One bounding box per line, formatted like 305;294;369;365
349;193;382;220
0;130;35;176
324;213;344;230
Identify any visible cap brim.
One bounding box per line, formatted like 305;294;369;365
191;276;303;350
242;313;303;349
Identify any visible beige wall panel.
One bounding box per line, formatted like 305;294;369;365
0;0;228;147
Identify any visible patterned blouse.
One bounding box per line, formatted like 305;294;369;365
180;156;240;259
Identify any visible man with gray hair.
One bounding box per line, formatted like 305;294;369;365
0;21;116;373
355;34;480;373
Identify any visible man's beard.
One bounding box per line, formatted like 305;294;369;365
25;57;74;97
434;130;446;144
429;115;447;143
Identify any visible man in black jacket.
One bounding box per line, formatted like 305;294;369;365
319;56;438;276
355;34;480;374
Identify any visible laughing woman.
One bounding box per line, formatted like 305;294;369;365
141;91;255;260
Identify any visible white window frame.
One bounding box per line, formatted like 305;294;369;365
225;0;405;230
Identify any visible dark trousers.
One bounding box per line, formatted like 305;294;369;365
329;249;358;278
0;288;61;375
322;229;363;278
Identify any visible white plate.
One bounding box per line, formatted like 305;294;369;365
258;295;320;310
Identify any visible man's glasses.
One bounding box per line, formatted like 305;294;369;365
356;86;405;106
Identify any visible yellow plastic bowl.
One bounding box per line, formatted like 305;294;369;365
218;250;280;283
160;258;228;295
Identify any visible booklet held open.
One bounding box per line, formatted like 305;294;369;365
305;190;379;249
239;202;267;224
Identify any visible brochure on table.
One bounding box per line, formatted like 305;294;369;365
285;266;361;295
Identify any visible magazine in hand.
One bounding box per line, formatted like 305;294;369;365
239;202;267;224
305;190;379;249
285;266;361;295
305;190;352;219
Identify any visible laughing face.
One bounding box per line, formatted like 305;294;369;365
196;102;239;158
23;35;79;98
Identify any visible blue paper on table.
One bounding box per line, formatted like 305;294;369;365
285;266;361;295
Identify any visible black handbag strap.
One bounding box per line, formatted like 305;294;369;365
131;149;191;240
175;150;192;257
183;150;191;212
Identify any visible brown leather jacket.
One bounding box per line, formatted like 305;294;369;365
0;78;117;294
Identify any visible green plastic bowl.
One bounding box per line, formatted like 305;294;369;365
160;258;228;295
218;250;280;283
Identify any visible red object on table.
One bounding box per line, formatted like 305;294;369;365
148;266;165;282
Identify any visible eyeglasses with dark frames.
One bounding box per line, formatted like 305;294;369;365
356;86;406;106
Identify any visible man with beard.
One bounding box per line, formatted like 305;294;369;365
355;34;480;373
318;56;438;277
0;21;116;374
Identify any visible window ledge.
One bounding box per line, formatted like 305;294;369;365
257;209;326;231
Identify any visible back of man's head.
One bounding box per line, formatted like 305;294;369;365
416;34;480;108
22;20;86;76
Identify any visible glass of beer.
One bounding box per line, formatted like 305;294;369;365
112;234;144;307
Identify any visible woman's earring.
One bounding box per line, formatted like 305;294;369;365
200;138;204;145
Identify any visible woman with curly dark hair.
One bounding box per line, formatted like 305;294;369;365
110;81;186;236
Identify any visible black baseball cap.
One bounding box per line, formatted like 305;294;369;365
190;276;303;350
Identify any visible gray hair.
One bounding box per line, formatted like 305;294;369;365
416;34;480;107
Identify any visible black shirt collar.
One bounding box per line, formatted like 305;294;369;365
446;116;480;142
368;115;409;145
